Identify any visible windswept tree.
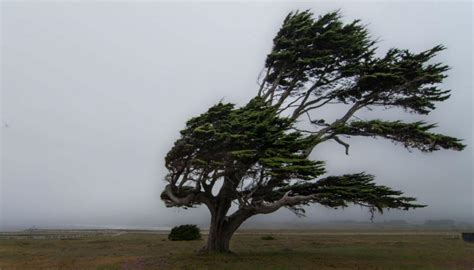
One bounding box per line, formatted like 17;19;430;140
161;10;465;253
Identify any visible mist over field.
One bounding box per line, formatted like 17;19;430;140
1;1;472;231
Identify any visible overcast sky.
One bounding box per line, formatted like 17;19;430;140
1;1;472;231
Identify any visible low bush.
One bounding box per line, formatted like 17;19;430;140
168;224;201;241
261;235;276;240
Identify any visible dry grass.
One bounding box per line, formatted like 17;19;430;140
0;230;472;269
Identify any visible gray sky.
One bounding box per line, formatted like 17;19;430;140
1;1;472;231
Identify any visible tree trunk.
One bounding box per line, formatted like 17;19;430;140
203;206;253;253
204;198;233;253
205;218;232;253
202;175;253;253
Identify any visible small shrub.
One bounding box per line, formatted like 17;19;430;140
168;224;201;241
261;235;275;240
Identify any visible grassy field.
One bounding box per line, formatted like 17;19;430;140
0;230;473;269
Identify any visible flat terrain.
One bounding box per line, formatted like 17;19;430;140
0;230;473;269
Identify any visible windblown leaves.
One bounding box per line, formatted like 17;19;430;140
162;10;465;219
266;173;424;218
343;45;451;114
336;120;465;152
165;98;325;187
261;10;452;118
264;10;374;96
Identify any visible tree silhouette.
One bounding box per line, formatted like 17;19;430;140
161;10;465;253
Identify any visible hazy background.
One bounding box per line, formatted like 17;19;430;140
1;1;472;231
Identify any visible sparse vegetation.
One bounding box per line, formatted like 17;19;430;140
1;230;473;270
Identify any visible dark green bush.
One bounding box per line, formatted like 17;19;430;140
261;235;276;240
168;224;201;241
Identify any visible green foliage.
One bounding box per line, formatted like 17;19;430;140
168;225;202;241
263;10;451;117
162;9;465;224
165;97;325;191
337;120;465;152
270;173;424;219
265;10;374;96
345;45;451;114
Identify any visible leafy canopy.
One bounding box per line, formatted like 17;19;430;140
162;10;465;220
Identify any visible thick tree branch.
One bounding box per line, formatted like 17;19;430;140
252;191;318;214
334;136;350;155
162;184;212;209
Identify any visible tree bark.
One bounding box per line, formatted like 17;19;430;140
203;206;253;253
205;215;233;252
191;172;255;253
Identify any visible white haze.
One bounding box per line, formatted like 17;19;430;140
0;1;472;231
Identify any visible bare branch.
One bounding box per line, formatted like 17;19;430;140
299;97;336;115
334;136;350;155
275;69;304;108
258;67;272;96
163;184;212;209
262;68;285;103
252;191;318;214
163;184;196;207
277;94;305;114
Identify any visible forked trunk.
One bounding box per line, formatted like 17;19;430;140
201;175;253;253
203;202;234;253
205;220;233;252
203;205;252;253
